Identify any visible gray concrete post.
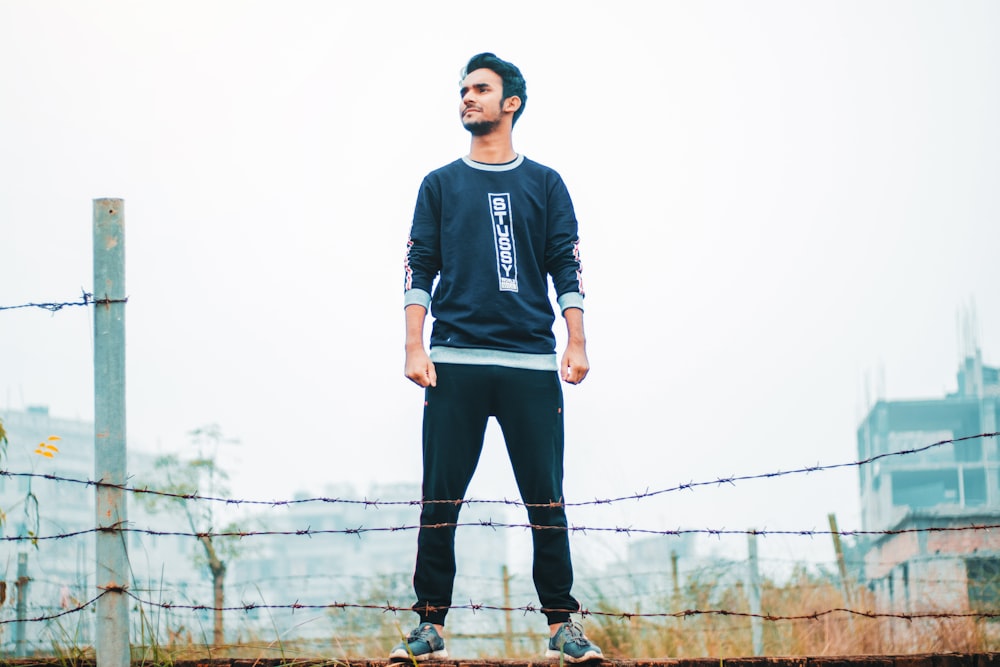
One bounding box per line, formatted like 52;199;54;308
14;551;29;657
747;532;763;656
93;198;129;667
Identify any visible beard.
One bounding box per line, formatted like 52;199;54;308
462;116;502;136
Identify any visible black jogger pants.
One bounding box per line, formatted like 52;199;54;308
412;362;579;626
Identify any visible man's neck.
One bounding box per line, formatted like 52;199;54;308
468;132;517;164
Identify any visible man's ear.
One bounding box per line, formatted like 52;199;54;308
503;96;522;114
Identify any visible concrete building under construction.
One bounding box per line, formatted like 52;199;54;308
856;324;1000;619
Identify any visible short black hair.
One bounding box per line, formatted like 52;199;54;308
462;52;527;125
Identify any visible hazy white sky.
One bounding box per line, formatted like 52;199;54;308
2;1;998;572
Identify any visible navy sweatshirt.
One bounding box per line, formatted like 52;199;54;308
403;155;585;371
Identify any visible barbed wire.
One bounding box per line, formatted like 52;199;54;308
3;431;995;512
0;290;128;313
0;290;93;312
116;591;1000;623
116;563;995;595
5;517;1000;544
6;589;998;630
0;591;106;626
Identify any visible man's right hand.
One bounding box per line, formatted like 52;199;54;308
404;346;437;388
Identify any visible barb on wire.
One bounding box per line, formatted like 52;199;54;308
7;518;1000;544
1;431;995;511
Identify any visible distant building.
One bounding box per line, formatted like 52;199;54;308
0;407;206;653
579;530;727;621
230;482;511;653
856;344;1000;618
0;405;96;654
625;532;698;600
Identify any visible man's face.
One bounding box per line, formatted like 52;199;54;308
459;68;507;136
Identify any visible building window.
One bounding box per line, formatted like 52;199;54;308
966;557;1000;614
963;467;988;506
891;469;960;508
888;430;956;463
956;438;983;463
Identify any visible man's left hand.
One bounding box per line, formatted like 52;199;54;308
561;341;590;385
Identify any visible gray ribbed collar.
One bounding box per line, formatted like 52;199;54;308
462;154;525;171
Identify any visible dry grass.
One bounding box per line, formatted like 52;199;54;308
580;565;1000;658
22;565;1000;661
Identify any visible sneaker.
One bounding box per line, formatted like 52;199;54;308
546;621;603;662
389;622;449;661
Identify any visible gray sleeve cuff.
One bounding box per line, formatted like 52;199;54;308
404;288;432;310
557;292;584;313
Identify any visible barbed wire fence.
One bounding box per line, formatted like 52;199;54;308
4;283;1000;658
2;416;1000;656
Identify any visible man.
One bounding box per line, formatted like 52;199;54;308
392;53;602;663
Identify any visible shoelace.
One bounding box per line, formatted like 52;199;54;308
558;622;590;647
408;624;437;643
